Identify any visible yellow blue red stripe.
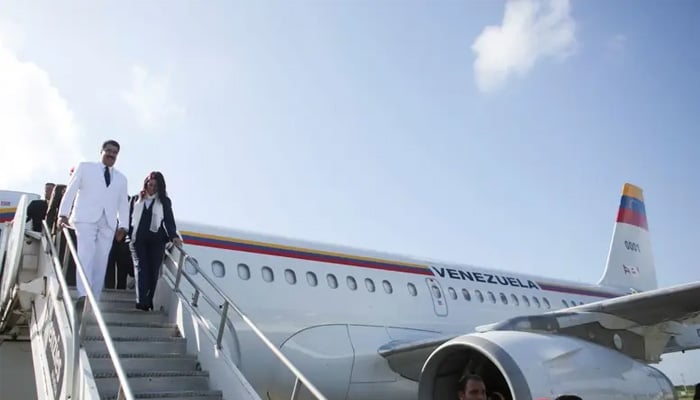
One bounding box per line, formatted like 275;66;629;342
536;282;618;298
617;184;648;230
181;231;623;298
181;231;433;276
0;207;16;223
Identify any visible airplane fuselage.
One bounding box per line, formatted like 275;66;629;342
174;222;628;400
2;185;694;400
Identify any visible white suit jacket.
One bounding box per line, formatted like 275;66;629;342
58;161;130;230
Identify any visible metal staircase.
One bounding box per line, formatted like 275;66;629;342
76;288;223;400
0;193;330;400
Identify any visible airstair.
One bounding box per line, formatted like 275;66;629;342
0;194;328;400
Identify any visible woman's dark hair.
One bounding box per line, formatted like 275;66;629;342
46;184;67;233
141;171;168;199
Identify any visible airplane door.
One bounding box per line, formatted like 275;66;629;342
425;277;448;317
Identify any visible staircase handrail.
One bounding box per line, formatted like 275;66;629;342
163;243;329;400
58;226;135;400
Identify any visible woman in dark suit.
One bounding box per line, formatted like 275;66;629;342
129;171;182;311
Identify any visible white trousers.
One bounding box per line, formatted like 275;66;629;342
74;212;114;302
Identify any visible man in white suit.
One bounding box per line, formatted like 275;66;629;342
58;140;130;305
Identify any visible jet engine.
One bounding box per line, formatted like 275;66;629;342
418;330;675;400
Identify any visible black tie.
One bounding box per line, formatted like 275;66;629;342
104;166;111;187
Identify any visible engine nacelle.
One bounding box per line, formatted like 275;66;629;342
418;330;675;400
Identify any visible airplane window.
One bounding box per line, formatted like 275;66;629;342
285;269;297;285
262;266;274;282
306;272;317;287
571;299;576;306
462;289;471;301
543;298;551;309
579;301;584;305
511;294;519;306
211;260;225;278
365;278;375;292
522;295;530;307
562;300;568;307
382;280;393;294
475;290;484;303
237;263;250;280
347;276;357;291
488;291;496;303
448;287;457;300
327;274;338;288
407;283;417;296
533;297;541;308
499;292;508;305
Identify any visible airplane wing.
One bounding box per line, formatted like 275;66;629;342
378;280;700;381
566;280;700;325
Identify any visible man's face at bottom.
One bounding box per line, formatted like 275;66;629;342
459;379;486;400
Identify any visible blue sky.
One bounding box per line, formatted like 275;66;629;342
1;0;699;385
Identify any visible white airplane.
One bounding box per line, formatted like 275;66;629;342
170;182;700;400
2;183;700;400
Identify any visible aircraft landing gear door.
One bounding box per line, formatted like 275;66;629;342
425;277;448;317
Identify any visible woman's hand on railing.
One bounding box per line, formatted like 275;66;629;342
58;216;70;229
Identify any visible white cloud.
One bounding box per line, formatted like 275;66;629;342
0;36;83;188
121;65;185;130
471;0;576;93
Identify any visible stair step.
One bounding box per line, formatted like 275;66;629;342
87;310;170;324
101;389;223;400
91;298;138;311
95;371;212;397
70;288;138;301
89;353;199;374
85;322;180;338
83;336;187;354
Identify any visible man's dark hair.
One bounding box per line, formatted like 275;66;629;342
457;373;483;392
693;383;700;400
102;140;120;151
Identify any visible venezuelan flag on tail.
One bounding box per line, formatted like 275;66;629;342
598;183;658;292
616;184;648;230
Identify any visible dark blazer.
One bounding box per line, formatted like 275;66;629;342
128;194;178;244
26;199;49;232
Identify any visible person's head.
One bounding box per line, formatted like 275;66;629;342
100;140;120;167
142;171;167;198
694;383;700;400
458;374;487;400
44;182;55;200
47;184;66;212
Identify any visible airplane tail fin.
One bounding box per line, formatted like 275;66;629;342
597;183;658;292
